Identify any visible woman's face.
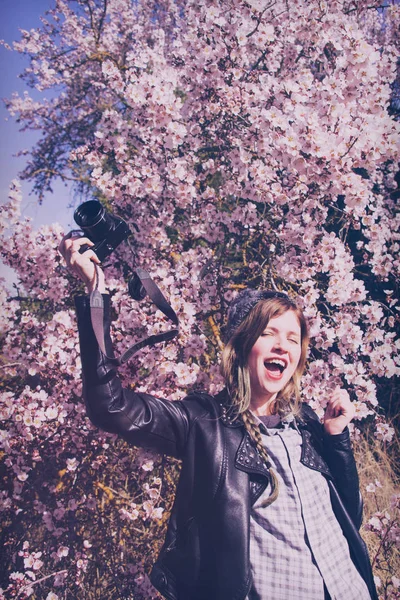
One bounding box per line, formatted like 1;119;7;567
247;310;302;412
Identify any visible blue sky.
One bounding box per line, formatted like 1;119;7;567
1;0;75;286
0;0;74;231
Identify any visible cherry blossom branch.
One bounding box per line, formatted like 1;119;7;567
17;570;67;595
371;520;397;569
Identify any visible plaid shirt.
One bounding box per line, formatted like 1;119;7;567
247;415;371;600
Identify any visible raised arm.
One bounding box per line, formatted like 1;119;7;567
76;292;196;457
59;234;201;458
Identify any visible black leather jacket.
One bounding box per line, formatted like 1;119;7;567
75;295;377;600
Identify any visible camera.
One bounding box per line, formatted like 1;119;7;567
72;202;178;358
74;201;130;262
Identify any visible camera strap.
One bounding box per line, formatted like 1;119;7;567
90;267;179;366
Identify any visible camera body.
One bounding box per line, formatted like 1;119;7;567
74;201;130;262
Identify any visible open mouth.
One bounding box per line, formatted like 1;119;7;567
264;358;287;376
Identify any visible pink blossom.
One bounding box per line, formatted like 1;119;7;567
56;546;69;558
374;422;395;443
66;458;79;472
389;576;400;589
141;460;154;472
1;0;399;595
368;516;382;531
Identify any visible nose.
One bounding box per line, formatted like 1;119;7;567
272;335;288;352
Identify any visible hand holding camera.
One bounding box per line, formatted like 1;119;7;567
58;233;106;293
59;201;179;365
59;200;130;293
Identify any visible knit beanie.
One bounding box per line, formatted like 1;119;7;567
225;288;291;342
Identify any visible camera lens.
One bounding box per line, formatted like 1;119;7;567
74;201;113;241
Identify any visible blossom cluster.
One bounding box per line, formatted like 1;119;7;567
1;0;399;598
365;488;400;600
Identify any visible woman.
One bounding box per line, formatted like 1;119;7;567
59;234;377;600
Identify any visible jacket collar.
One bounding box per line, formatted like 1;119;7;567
217;391;332;481
235;430;271;478
215;391;271;478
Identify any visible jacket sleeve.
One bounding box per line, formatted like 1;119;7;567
323;428;363;529
74;294;196;459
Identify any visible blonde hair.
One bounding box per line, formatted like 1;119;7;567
221;296;309;505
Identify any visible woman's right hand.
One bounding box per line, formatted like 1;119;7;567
58;233;107;293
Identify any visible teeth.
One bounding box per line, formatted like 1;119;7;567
265;358;286;369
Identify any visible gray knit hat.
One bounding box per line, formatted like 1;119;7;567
225;288;292;342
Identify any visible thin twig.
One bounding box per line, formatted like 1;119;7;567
18;570;68;595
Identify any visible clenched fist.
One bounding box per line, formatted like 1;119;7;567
323;387;355;435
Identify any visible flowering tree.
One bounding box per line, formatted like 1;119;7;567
1;0;399;598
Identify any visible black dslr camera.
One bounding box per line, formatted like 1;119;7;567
74;201;130;262
74;200;145;300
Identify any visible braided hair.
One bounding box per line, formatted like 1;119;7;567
241;410;279;507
